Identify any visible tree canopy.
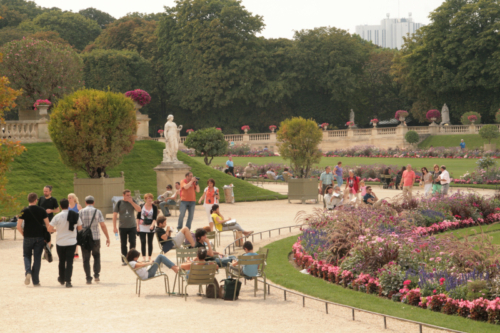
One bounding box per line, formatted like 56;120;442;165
184;127;228;165
79;7;116;29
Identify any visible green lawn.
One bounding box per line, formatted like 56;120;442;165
195;156;479;179
419;134;500;149
438;223;500;245
264;236;498;333
2;141;285;215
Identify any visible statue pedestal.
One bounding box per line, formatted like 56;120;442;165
154;161;191;197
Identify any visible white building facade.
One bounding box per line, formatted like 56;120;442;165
355;13;424;49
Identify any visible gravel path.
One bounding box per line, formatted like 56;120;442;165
1;183;480;333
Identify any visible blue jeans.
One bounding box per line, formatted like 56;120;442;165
336;175;343;187
213;255;237;267
159;200;176;216
23;237;45;285
0;222;17;228
178;201;195;230
276;175;284;181
147;254;175;278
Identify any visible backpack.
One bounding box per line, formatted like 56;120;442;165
221;278;242;301
205;278;223;299
77;209;97;251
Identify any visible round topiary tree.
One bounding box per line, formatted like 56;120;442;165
277;117;322;178
48;89;137;178
184;127;228;165
460;111;482;125
479;124;499;144
405;130;419;146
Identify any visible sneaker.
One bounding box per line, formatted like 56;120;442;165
86;280;92;285
66;282;73;288
94;277;100;283
57;277;64;285
25;273;31;285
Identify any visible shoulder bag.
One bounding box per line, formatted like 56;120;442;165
77;209;97;251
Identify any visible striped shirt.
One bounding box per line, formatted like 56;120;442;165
80;206;105;240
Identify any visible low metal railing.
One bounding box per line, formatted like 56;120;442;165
223;225;465;333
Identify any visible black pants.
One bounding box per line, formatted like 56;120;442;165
228;166;235;177
82;239;101;281
119;227;137;262
139;232;154;257
56;244;76;283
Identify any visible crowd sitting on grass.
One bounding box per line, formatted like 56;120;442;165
294;190;500;325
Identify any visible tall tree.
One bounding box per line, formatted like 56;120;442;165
0;0;45;29
0;38;83;110
79;7;116;29
393;0;500;123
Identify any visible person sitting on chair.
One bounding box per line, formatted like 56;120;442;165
180;247;217;280
127;249;179;277
155;216;195;254
363;186;378;205
210;204;253;237
194;228;236;267
229;241;259;278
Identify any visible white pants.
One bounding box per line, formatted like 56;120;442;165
424;183;432;197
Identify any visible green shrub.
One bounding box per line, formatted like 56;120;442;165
479;124;499;144
460;111;482;125
184;127;228;165
466;280;489;301
448;285;468;300
379;264;405;296
405;130;419;145
48;89;137;178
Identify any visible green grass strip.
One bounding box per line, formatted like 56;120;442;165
264;236;498;333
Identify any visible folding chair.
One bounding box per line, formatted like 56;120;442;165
172;248;199;295
182;262;218;301
206;231;217;251
225;254;267;300
212;217;234;248
122;255;170;297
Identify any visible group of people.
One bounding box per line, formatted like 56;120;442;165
393;164;451;199
17;186;109;287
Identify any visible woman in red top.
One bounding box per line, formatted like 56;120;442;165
198;178;219;230
344;170;361;201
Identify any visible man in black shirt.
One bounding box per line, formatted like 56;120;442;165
38;185;59;222
17;192;50;286
194;228;236;267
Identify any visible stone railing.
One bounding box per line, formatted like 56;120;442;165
2;121;42;142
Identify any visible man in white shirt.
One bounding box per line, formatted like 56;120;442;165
266;168;277;180
159;182;180;217
438;165;451;196
48;198;82;288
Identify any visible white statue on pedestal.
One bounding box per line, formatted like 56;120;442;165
440;103;450;126
163;114;183;163
350;109;355;124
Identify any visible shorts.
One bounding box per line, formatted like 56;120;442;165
161;232;186;253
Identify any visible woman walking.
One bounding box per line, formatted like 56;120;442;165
344;170;361;201
68;193;82;259
420;167;433;197
431;164;442;195
333;162;343;186
136;193;157;262
198;178;219;226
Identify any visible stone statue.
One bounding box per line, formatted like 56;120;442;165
163;114;183;163
350;109;355;124
440;103;450;126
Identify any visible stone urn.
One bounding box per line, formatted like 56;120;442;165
271;128;275;133
322;127;327;131
244;129;248;134
399;116;406;123
372;122;377;128
133;101;142;115
471;120;476;125
38;104;49;117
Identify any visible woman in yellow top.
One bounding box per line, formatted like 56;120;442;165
210;204;253;237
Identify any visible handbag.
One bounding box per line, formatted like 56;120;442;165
77;209;97;251
221;278;242;300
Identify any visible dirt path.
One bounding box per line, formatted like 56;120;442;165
1;184;471;333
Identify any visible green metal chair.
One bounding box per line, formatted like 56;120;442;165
182;262;218;301
225;254;267;300
206;231;217;251
121;255;170;297
172;248;199;295
212;216;236;248
156;232;175;255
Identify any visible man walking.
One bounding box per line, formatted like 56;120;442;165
400;164;416;201
178;172;200;230
17;193;50;286
113;190;141;265
38;185;59;256
438;165;451;196
80;196;110;283
49;198;82;288
319;166;334;207
226;156;235;177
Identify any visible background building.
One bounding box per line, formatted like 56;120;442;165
355;13;425;49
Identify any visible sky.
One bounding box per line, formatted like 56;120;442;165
35;0;445;39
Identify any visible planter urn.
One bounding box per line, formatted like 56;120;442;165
38;104;49;118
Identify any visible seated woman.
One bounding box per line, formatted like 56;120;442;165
324;186;343;210
210;204;253;237
126;249;179;279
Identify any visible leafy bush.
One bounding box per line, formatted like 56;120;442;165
448;285;468;300
467;280;490;301
405;130;419;145
479;124;500;144
379;263;405;296
460;111;482;125
418;209;445;227
48;89;137;178
184;127;228;165
277;117;322;178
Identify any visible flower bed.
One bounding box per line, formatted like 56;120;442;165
292;193;500;324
